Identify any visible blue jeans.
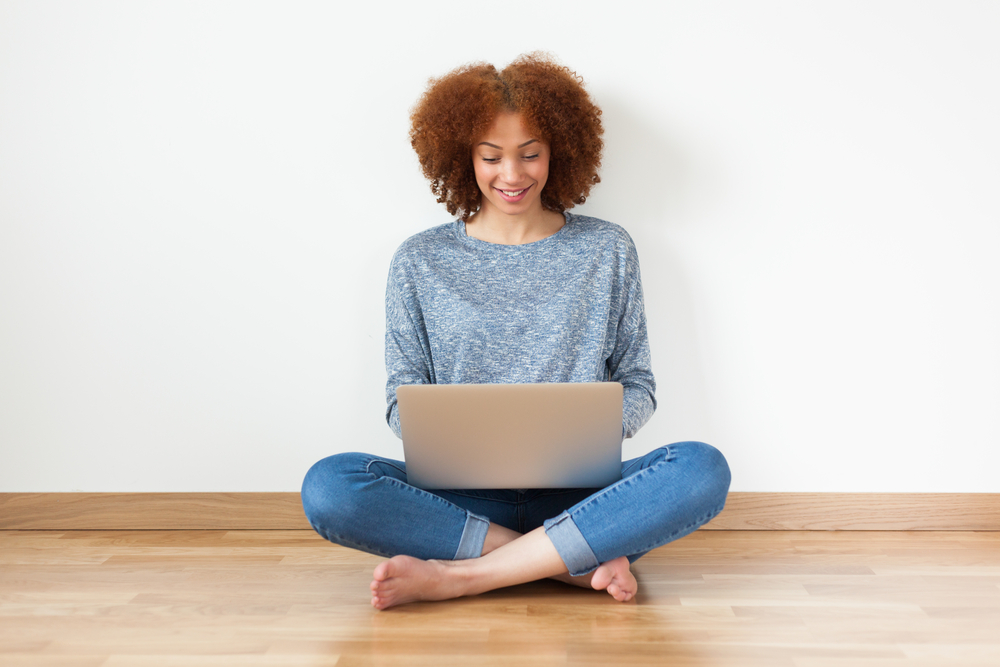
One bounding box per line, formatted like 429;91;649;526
301;441;730;576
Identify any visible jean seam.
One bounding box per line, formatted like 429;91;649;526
364;457;407;477
628;501;727;555
362;457;515;512
308;521;396;559
621;445;672;478
532;489;597;499
444;490;520;505
375;475;475;513
569;447;674;519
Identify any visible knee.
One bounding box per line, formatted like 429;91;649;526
300;452;369;530
673;441;732;507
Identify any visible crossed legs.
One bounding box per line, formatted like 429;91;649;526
302;442;730;610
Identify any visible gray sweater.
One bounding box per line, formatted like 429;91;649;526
384;213;656;439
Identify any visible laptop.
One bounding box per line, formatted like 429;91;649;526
397;382;623;489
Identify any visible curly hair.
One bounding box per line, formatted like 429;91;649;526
409;53;604;220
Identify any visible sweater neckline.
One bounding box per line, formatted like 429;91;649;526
456;211;573;250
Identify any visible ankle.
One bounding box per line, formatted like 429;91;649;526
443;558;495;597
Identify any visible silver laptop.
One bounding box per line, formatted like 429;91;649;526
397;382;623;489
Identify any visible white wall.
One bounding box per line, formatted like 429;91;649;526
1;1;997;492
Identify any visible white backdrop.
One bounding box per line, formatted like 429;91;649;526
1;1;997;492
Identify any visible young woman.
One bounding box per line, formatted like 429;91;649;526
301;54;731;610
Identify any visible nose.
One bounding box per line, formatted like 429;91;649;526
500;158;523;183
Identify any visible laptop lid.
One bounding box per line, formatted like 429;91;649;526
397;382;623;490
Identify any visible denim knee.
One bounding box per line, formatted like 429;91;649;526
674;441;732;513
300;452;383;538
300;452;483;560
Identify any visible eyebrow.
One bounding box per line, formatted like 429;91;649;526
478;139;539;149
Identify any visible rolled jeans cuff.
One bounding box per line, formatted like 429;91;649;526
454;511;490;560
543;510;600;576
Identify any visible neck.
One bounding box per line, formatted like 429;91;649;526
465;205;565;246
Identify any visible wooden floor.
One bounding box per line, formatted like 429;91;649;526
1;530;998;666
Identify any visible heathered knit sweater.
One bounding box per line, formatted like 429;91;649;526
384;213;656;440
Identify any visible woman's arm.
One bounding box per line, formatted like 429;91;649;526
608;241;656;439
384;251;433;438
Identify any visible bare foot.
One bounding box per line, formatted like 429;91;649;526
589;556;637;602
550;556;637;602
370;556;470;610
368;528;630;610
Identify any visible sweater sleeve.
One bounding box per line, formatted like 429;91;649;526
384;251;432;438
608;242;657;439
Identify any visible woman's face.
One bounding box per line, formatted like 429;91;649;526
471;112;550;218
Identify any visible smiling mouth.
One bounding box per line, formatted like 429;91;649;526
495;185;531;200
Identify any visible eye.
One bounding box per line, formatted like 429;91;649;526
481;157;501;163
523;154;539;160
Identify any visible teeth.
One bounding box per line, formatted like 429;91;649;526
500;188;525;196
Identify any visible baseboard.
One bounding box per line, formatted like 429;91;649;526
0;492;997;531
0;493;311;530
705;492;999;530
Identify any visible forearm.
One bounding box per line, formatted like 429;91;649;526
622;381;656;439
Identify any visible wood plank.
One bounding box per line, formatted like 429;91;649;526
1;492;998;531
1;530;998;666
